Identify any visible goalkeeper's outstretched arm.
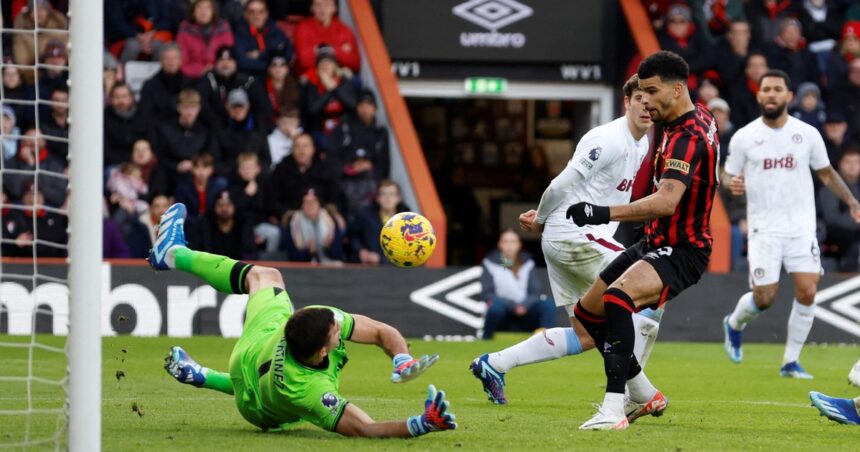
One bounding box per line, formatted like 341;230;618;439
335;384;457;438
349;314;439;383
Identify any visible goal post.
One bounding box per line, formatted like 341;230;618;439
67;0;103;450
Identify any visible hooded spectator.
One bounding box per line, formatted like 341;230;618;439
790;82;826;132
177;0;235;80
2;106;21;160
293;0;360;74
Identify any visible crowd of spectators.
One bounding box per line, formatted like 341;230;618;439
643;0;860;272
1;0;400;264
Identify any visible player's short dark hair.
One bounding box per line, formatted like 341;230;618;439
759;69;791;89
622;74;641;98
285;308;335;362
637;51;689;83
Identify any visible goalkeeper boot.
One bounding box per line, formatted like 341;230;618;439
780;361;813;379
809;391;860;425
469;354;507;404
579;405;629;430
722;315;743;363
147;203;188;271
624;390;668;423
164;346;205;387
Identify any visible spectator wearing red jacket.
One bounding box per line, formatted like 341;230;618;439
177;0;235;80
293;0;360;75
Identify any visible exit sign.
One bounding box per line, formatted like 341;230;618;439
464;77;507;94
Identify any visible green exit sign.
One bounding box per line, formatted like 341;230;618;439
464;77;507;94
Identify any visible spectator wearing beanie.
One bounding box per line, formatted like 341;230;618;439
293;0;360;75
177;0;235;80
217;88;271;178
790;82;827;133
198;45;271;129
657;4;714;87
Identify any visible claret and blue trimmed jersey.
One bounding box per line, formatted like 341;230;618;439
725;115;829;237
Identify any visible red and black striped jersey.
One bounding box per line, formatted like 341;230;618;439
646;103;720;249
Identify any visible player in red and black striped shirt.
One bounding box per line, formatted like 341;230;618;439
566;51;719;430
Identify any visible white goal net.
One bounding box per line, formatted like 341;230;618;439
0;1;102;449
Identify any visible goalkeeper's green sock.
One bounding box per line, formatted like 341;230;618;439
202;369;234;395
173;248;252;294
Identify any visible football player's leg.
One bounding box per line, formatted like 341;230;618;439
780;272;819;378
163;345;234;395
725;236;781;354
809;392;860;425
582;261;662;430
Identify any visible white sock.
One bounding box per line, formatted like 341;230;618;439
632;314;660;368
487;327;582;373
728;292;761;331
602;392;626;417
784;299;815;364
627;370;658;403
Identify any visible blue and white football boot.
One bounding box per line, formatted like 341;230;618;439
164;346;205;387
722;315;743;363
780;361;813;379
147;203;187;271
469;354;507;404
809;391;860;425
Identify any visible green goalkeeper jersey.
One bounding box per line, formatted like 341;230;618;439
228;287;355;431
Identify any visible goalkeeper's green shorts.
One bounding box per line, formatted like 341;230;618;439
228;287;297;430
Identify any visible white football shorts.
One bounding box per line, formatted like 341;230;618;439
541;232;623;316
747;233;822;287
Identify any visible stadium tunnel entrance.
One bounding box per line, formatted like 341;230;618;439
400;81;615;265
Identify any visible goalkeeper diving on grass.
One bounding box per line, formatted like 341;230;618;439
149;203;457;438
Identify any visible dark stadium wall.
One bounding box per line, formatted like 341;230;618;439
2;262;858;343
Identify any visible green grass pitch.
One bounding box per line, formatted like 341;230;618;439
1;334;858;450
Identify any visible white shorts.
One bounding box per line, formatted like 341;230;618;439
747;233;822;286
541;232;623;315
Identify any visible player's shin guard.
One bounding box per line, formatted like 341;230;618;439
603;288;636;395
574;301;607;355
173;248;253;294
